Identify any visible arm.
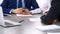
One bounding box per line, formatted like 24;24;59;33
1;0;11;14
27;0;39;10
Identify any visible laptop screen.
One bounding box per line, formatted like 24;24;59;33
0;6;5;26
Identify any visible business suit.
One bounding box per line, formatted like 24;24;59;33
1;0;39;14
41;0;60;25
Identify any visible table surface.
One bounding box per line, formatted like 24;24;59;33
0;14;43;34
0;14;60;34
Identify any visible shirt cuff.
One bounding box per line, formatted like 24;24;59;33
9;9;14;13
30;8;41;13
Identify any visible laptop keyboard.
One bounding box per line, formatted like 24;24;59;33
3;20;24;28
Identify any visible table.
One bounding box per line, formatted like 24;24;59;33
34;15;60;34
0;14;46;34
0;14;60;34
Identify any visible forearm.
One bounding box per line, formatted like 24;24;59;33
2;8;11;14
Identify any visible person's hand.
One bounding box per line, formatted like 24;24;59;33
12;8;23;14
44;10;48;15
45;11;48;14
23;9;31;15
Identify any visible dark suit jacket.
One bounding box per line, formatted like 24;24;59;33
41;0;60;24
1;0;39;14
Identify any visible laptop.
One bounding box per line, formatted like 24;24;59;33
0;6;24;28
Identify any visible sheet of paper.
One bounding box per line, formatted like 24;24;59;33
48;32;60;34
4;20;22;25
35;25;60;31
16;14;32;16
29;18;40;21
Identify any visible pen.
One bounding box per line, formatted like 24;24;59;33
18;20;24;23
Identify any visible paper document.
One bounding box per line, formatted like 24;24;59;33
29;18;40;21
4;20;22;25
35;25;60;31
16;14;32;16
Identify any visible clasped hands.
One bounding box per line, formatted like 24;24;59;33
12;8;31;15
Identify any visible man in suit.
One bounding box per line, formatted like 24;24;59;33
41;0;60;25
1;0;39;14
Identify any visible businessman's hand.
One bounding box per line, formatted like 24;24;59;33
12;8;23;14
23;9;31;15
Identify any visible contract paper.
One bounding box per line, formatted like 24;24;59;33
16;14;32;16
35;25;60;31
29;18;40;22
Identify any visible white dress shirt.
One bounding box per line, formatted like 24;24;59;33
37;0;51;11
22;0;25;8
17;0;25;8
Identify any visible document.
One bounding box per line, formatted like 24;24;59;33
29;18;40;22
35;25;60;31
16;14;32;16
4;20;22;25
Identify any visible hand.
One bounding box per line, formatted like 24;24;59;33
45;11;48;14
23;9;31;15
43;10;48;15
44;11;48;15
12;8;23;14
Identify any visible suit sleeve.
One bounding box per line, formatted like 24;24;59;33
31;0;39;10
1;0;11;14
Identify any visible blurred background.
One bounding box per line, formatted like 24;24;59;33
0;0;51;12
0;0;3;5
